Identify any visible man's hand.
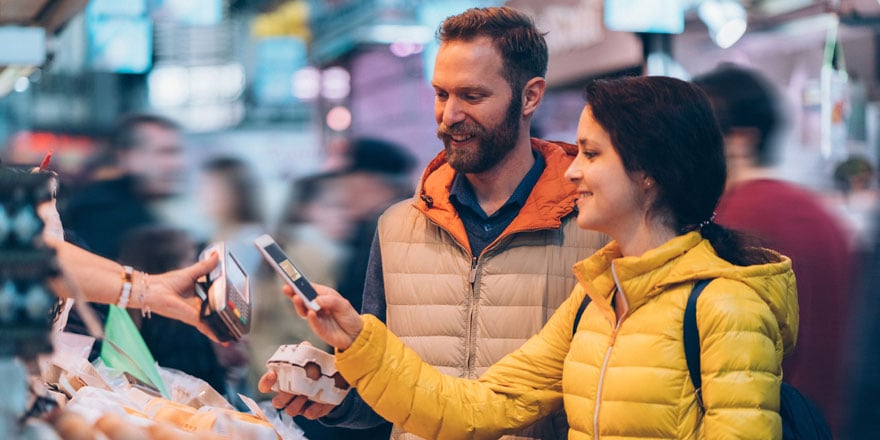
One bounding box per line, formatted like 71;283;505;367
258;370;337;419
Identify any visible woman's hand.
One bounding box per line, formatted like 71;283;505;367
147;253;220;341
285;284;363;351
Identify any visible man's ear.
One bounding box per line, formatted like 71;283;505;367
521;77;546;118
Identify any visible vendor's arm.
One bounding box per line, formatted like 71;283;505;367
290;285;574;440
46;236;218;337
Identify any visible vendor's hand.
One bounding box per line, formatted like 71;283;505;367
37;198;64;242
285;284;363;351
148;252;220;341
258;370;337;419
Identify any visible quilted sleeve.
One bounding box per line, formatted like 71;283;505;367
697;279;783;439
335;305;575;440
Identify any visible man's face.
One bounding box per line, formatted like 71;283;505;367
123;123;187;197
433;36;522;174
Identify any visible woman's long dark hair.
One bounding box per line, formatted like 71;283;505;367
585;76;771;266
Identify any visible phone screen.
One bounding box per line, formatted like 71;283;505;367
227;252;249;302
261;240;318;301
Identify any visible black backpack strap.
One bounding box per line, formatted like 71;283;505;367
683;279;713;407
571;294;592;339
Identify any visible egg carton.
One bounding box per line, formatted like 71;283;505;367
265;344;350;405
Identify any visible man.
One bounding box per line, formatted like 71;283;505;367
58;113;193;361
61;113;187;259
693;64;856;435
262;7;608;440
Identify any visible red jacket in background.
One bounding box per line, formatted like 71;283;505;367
716;178;855;434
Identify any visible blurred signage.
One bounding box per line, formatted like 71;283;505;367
150;0;224;26
506;0;642;85
86;0;153;74
252;37;309;106
308;0;429;64
605;0;685;34
308;0;378;63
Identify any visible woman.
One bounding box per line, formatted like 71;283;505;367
198;156;267;276
263;76;798;439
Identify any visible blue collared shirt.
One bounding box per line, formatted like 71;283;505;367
449;151;545;257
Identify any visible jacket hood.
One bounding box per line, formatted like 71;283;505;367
411;138;581;253
573;231;798;355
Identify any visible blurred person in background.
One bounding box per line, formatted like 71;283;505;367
270;7;608;440
57;113;187;358
197;156;268;280
829;155;879;251
196;156;268;406
333;137;416;313
842;199;880;437
277;171;355;290
60;113;187;259
694;63;856;434
117;226;230;398
249;171;351;413
256;138;415;440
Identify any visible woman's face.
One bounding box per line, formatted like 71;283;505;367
565;106;650;238
198;171;234;221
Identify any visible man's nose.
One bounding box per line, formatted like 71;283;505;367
441;98;466;127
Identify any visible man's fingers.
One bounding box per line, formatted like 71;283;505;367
271;392;296;410
284;395;311;417
301;402;334;420
258;371;278;394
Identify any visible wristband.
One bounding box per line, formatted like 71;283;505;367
117;265;133;308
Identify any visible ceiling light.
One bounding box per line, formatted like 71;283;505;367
699;0;747;48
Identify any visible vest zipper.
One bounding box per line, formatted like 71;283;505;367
468;256;478;284
465;255;479;376
592;263;629;439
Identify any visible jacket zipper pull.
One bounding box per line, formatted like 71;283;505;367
468;256;478;284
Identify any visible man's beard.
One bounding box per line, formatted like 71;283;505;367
437;94;523;174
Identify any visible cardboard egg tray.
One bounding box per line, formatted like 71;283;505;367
265;344;350;405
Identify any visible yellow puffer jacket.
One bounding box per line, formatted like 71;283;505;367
336;232;798;439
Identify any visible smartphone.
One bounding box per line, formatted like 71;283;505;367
253;234;321;311
198;242;251;341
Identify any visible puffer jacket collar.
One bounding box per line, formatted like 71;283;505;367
573;231;798;353
411;138;579;255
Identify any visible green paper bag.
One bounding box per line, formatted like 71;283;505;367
99;305;168;397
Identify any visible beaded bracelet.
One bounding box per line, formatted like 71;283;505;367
139;273;152;319
117;265;134;308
